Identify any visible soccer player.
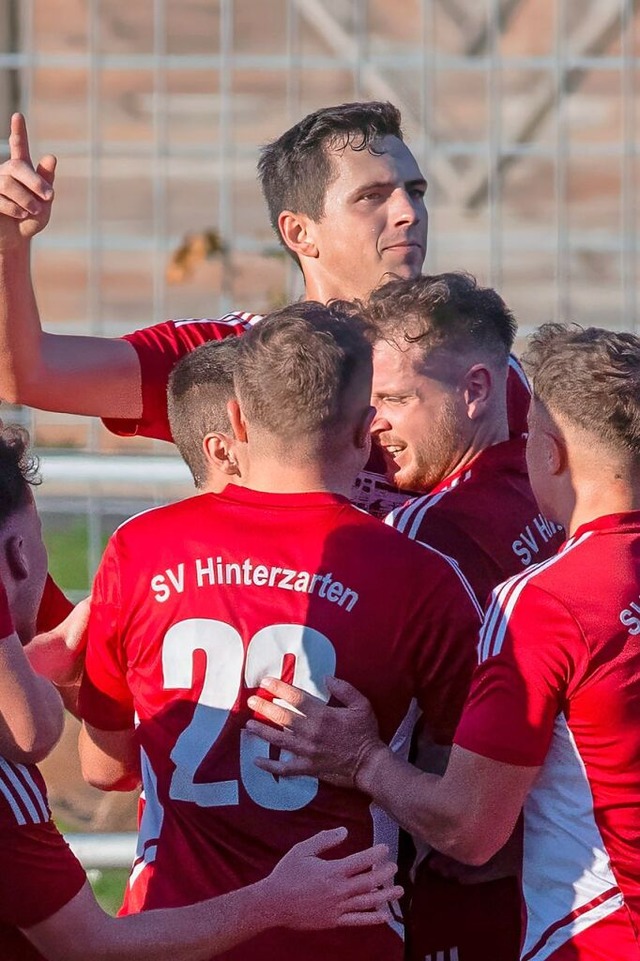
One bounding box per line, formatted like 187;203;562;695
370;273;564;606
0;106;529;518
0;424;402;961
77;302;482;961
359;272;565;961
247;323;640;961
167;338;245;491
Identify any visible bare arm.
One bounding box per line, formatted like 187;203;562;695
26;596;90;718
0;113;142;418
0;629;64;763
24;830;402;961
78;723;141;792
247;676;538;865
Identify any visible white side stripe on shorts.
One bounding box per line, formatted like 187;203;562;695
0;758;49;825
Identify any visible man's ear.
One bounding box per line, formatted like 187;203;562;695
203;432;241;477
278;210;319;261
5;534;28;581
355;405;377;450
462;364;492;419
547;431;567;477
227;399;248;443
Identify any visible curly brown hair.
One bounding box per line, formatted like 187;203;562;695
0;425;40;525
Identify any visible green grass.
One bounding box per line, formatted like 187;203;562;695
88;868;130;915
43;519;92;592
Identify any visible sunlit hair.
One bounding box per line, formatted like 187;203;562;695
0;425;40;526
234;301;373;449
258;101;403;266
168;338;241;488
523;323;640;459
361;272;516;369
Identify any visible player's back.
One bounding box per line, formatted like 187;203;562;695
82;483;480;961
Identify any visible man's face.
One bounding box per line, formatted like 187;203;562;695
371;339;468;492
306;135;428;300
525;397;558;523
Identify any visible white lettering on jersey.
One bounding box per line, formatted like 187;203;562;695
619;595;640;635
150;556;360;611
512;513;562;567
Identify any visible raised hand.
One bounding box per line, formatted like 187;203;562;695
0;113;56;246
263;826;402;930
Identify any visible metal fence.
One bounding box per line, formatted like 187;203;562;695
0;0;637;582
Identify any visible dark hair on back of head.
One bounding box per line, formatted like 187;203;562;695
258;101;403;265
362;272;517;367
168;337;241;488
234;301;373;446
0;425;40;526
522;323;640;459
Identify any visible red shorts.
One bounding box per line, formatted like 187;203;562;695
406;864;521;961
542;905;640;960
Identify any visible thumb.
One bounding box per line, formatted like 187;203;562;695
326;675;367;707
36;154;57;188
293;826;348;857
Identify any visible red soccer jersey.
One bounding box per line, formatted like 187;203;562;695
102;313;531;517
36;574;74;634
385;437;564;607
0;759;86;959
455;512;640;960
79;485;481;961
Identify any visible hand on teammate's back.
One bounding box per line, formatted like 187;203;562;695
0;112;56;246
262;827;402;930
247;675;384;789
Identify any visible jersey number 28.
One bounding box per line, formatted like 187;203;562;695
162;619;336;812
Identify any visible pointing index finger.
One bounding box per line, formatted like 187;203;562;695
9;113;33;165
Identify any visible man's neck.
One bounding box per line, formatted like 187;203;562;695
436;419;510;487
241;458;354;500
562;475;640;536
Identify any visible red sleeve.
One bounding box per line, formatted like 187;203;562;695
507;354;531;438
78;538;134;730
413;553;482;744
102;316;251;441
0;579;13;639
36;574;74;633
454;581;588;766
0;820;86;928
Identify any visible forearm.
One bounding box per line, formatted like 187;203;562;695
101;879;273;961
0;240;142;417
24;878;274;961
0;240;46;405
0;634;64;762
78;723;141;791
356;744;485;864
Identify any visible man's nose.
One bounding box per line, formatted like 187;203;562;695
370;409;391;434
391;188;419;226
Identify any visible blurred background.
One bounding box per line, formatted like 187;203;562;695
0;0;638;904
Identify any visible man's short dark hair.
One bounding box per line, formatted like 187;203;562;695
258;101;403;265
362;272;517;369
0;425;40;526
168;338;241;488
234;301;373;450
523;323;640;459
